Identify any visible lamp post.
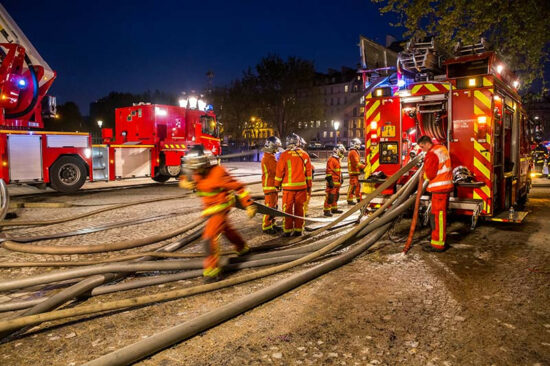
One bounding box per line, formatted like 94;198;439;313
333;120;340;146
97;120;103;129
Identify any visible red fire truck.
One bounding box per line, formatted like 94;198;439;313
0;4;220;203
360;38;535;226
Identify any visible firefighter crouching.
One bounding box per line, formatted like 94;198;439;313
417;135;454;252
347;138;365;205
262;136;283;234
324;144;346;216
180;145;257;281
275;133;313;237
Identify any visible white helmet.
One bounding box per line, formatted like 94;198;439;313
182;145;217;172
286;133;301;149
350;138;362;150
333;144;347;158
264;136;282;153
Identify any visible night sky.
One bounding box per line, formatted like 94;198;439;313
3;0;399;114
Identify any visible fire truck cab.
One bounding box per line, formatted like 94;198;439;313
362;38;534;226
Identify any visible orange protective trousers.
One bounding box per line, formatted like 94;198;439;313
324;187;340;211
282;190;307;233
262;192;278;230
202;211;246;270
430;192;449;250
347;175;362;203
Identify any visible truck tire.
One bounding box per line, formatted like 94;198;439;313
49;156;87;193
152;174;170;183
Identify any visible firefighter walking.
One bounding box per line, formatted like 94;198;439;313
324;144;346;216
347;138;365;204
180;145;256;281
275;133;313;237
261;136;282;234
417;135;454;252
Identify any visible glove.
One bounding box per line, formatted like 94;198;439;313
246;205;257;218
326;176;334;189
179;177;195;190
275;185;281;192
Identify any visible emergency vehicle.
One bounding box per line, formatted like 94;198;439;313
0;4;220;201
360;38;535;226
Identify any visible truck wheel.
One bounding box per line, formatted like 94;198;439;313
50;156;87;193
152;174;170;183
0;179;9;221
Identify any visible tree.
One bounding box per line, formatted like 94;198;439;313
44;101;86;132
373;0;550;91
255;55;323;137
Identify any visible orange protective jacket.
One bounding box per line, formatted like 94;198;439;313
425;144;453;193
261;152;278;194
193;165;253;217
326;156;342;186
275;149;313;191
347;149;365;176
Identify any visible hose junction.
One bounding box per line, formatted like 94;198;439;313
0;156;424;365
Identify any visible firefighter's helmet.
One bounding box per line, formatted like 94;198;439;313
452;166;474;184
350;138;362;150
333;144;347;158
286;133;301;149
182;145;218;172
263;136;282;153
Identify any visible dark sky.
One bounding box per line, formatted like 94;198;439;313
3;0;399;114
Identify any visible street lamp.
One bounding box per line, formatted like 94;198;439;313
333;120;340;146
97;120;103;129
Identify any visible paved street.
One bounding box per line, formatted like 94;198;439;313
0;165;548;365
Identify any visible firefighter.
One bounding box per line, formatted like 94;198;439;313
533;142;549;176
297;136;314;215
324;144;346;216
179;145;257;281
347;138;365;205
275;133;313;237
262;136;283;234
417;135;454;252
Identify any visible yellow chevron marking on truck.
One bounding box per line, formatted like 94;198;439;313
425;84;439;92
474;157;491;180
366;100;380;120
474;140;491;162
474;90;491;109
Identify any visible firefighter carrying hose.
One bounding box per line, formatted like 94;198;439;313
324;144;346;216
347;138;365;205
179;145;257;281
417;135;454;252
275;133;313;237
261;136;283;234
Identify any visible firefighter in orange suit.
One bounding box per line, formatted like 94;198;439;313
324;144;346;216
347;138;365;204
274;133;313;237
180;145;257;281
417;135;454;252
261;136;283;234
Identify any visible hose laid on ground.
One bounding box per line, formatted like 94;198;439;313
0;193;191;228
0;166;419;335
84;225;393;365
403;167;425;254
2;218;204;254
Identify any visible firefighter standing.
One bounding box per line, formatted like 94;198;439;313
275;133;313;237
180;145;257;281
417;135;454;252
324;144;346;216
261;136;282;234
347;138;365;204
533;142;549;176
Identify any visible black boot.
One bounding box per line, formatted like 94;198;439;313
331;209;344;214
422;244;447;253
324;211;333;217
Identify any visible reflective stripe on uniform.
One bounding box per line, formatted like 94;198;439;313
283;181;307;187
197;189;223;197
429;180;453;188
201;195;235;216
237;189;250;200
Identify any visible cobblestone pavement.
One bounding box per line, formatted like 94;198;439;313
0;166;548;365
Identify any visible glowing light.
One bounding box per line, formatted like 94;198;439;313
155;107;167;116
534;116;539;120
333;121;340;130
468;78;477;87
513;80;520;89
531;172;537;179
84;148;91;159
2;161;7;167
477;116;487;124
398;90;411;97
375;89;383;97
494;95;501;101
198;99;207;111
371;133;378;139
17;78;27;88
370;121;378;129
397;79;406;88
178;98;188;108
496;64;504;74
188;97;198;109
206;104;214;111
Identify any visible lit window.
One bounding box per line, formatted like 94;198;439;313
330;131;334;138
317;121;321;127
344;85;349;93
323;131;327;138
298;122;302;129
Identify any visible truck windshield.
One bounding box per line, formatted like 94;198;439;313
200;116;218;137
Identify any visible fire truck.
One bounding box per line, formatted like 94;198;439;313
360;38;535;226
0;5;220;204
